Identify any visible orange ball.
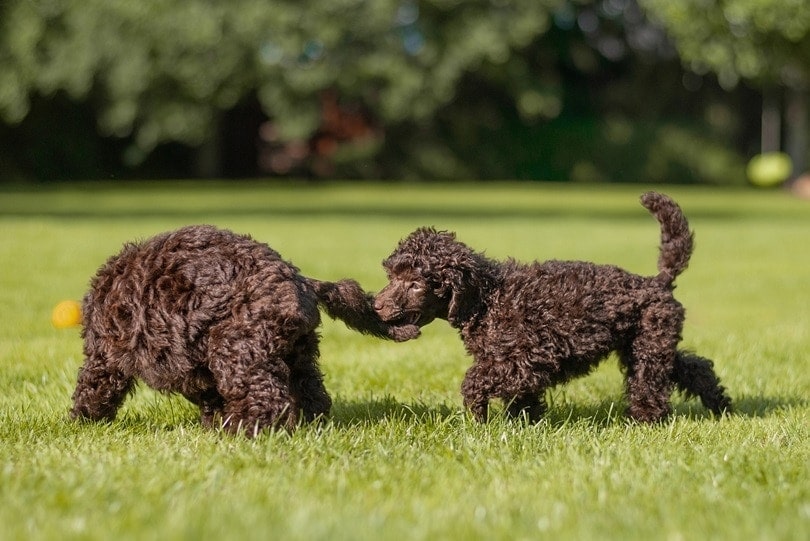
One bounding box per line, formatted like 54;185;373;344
52;300;82;329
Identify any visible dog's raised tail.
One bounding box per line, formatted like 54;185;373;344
640;191;694;285
310;279;420;342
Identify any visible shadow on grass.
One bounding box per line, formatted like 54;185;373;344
49;392;805;438
328;396;629;430
328;392;807;430
330;395;458;428
723;394;807;418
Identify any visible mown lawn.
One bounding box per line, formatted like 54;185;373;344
0;181;807;540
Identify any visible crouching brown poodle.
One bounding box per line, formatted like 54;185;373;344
374;192;731;423
71;225;419;436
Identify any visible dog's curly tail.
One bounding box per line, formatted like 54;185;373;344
310;279;420;342
640;191;694;285
673;350;732;415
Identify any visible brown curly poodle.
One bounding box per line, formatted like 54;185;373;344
70;225;419;436
373;192;731;423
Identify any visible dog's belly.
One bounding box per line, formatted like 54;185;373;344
548;357;603;384
477;315;622;380
540;325;617;376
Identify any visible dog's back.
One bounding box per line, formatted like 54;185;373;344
81;225;320;395
470;258;676;377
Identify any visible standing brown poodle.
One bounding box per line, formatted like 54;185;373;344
373;192;731;423
71;225;419;436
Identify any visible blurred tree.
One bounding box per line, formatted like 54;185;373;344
386;0;752;183
640;0;810;176
0;0;562;177
0;0;755;182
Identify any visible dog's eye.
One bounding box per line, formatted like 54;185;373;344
410;283;423;292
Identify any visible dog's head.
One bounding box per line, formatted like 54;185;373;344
373;227;491;328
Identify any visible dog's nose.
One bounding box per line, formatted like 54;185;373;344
373;299;383;311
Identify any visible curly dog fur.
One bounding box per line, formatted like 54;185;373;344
374;192;731;423
71;225;419;436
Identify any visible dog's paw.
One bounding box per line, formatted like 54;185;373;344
387;324;421;342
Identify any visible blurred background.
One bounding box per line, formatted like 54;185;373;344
0;0;807;187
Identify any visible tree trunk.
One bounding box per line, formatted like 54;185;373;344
785;86;808;178
194;114;223;178
761;87;781;154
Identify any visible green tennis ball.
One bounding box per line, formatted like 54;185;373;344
747;152;792;187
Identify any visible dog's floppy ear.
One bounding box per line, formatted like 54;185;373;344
438;260;480;326
447;285;476;326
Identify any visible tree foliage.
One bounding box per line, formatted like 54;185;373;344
640;0;810;177
640;0;810;89
0;0;763;182
0;0;561;152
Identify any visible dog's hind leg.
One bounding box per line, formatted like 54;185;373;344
621;307;681;422
673;350;732;415
207;327;301;435
210;353;299;435
623;350;675;423
287;332;331;422
70;350;134;422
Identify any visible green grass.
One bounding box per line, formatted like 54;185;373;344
1;181;807;540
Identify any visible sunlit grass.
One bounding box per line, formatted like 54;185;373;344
1;181;807;540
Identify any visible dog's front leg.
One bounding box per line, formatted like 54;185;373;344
463;395;489;422
460;362;498;422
